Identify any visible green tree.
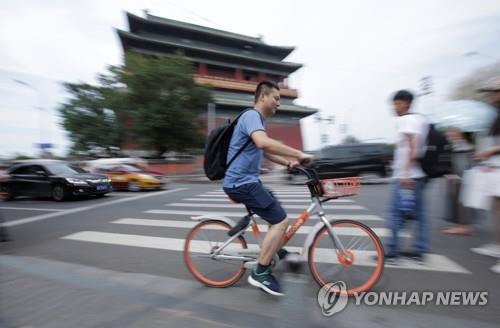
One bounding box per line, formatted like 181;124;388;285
59;83;123;155
59;52;212;157
117;53;212;156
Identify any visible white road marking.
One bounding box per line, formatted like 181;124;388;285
0;188;188;228
184;195;354;204
61;231;470;274
197;194;345;199
112;218;406;237
166;202;365;210
0;207;64;212
207;191;314;195
145;209;383;221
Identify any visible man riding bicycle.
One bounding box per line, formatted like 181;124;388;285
223;80;313;296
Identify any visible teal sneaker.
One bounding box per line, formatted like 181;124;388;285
248;269;284;296
277;248;289;260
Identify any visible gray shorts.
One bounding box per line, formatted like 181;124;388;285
223;182;287;225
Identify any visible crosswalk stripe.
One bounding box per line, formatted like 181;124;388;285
166;203;365;210
208;191;313;195
197;194;337;199
194;195;355;202
112;218;405;237
309;248;470;274
264;189;313;191
213;189;310;192
145;209;383;221
184;198;354;203
210;190;309;192
60;231;470;274
0;188;188;228
0;207;64;212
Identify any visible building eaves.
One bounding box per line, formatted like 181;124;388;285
142;13;294;52
117;29;302;71
213;95;318;116
138;32;283;62
120;46;294;75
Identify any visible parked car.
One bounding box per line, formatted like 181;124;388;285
0;160;112;201
84;157;148;172
288;143;393;182
92;164;165;191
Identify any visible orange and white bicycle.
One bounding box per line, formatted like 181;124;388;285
183;166;384;295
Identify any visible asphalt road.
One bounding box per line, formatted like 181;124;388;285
0;179;498;328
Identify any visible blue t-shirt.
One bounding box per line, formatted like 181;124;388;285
223;109;265;188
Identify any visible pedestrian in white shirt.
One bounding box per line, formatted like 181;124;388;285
385;90;429;263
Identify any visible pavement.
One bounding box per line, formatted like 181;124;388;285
0;178;499;327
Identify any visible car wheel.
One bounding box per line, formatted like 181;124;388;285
1;185;14;201
52;184;67;201
127;181;141;192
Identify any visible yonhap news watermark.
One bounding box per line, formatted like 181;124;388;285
317;282;489;316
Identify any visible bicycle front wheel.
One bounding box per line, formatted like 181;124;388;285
184;220;248;287
308;219;384;295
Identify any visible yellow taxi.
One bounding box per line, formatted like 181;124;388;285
93;164;165;191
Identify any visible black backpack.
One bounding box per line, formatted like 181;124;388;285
419;122;453;178
203;109;254;181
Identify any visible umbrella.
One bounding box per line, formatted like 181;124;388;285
431;100;497;132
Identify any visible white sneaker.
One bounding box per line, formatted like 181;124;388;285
470;243;500;258
491;261;500;274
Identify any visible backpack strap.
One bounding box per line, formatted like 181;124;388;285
226;137;253;169
225;108;258;169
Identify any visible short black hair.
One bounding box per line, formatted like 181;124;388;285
392;90;414;104
255;80;280;103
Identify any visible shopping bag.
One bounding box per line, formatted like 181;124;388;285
460;167;492;210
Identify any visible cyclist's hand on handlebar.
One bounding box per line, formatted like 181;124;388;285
298;153;314;166
287;153;314;173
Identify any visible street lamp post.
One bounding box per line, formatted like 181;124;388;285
207;103;216;135
419;76;433;96
314;114;335;149
418;75;434;116
12;79;51;155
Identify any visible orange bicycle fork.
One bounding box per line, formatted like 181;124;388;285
249;197;351;260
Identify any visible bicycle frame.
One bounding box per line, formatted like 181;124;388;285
186;168;383;292
192;167;350;262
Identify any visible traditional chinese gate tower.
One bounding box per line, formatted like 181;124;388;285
117;12;317;151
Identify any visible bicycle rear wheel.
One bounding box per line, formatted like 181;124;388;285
308;219;384;295
184;220;248;287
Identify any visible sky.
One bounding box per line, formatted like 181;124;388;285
1;0;500;158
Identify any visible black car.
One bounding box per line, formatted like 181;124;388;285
0;160;112;201
289;143;393;182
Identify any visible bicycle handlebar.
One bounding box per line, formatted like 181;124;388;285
288;164;321;183
288;165;312;177
287;164;324;197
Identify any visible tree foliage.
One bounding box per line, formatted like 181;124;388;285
59;52;212;156
59;83;124;154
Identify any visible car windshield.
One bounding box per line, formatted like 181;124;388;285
120;164;142;172
45;163;83;175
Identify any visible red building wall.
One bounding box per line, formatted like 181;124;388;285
202;116;304;151
266;121;303;150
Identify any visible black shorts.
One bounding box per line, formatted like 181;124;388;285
223;182;287;225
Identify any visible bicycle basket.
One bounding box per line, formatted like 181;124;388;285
320;177;361;198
